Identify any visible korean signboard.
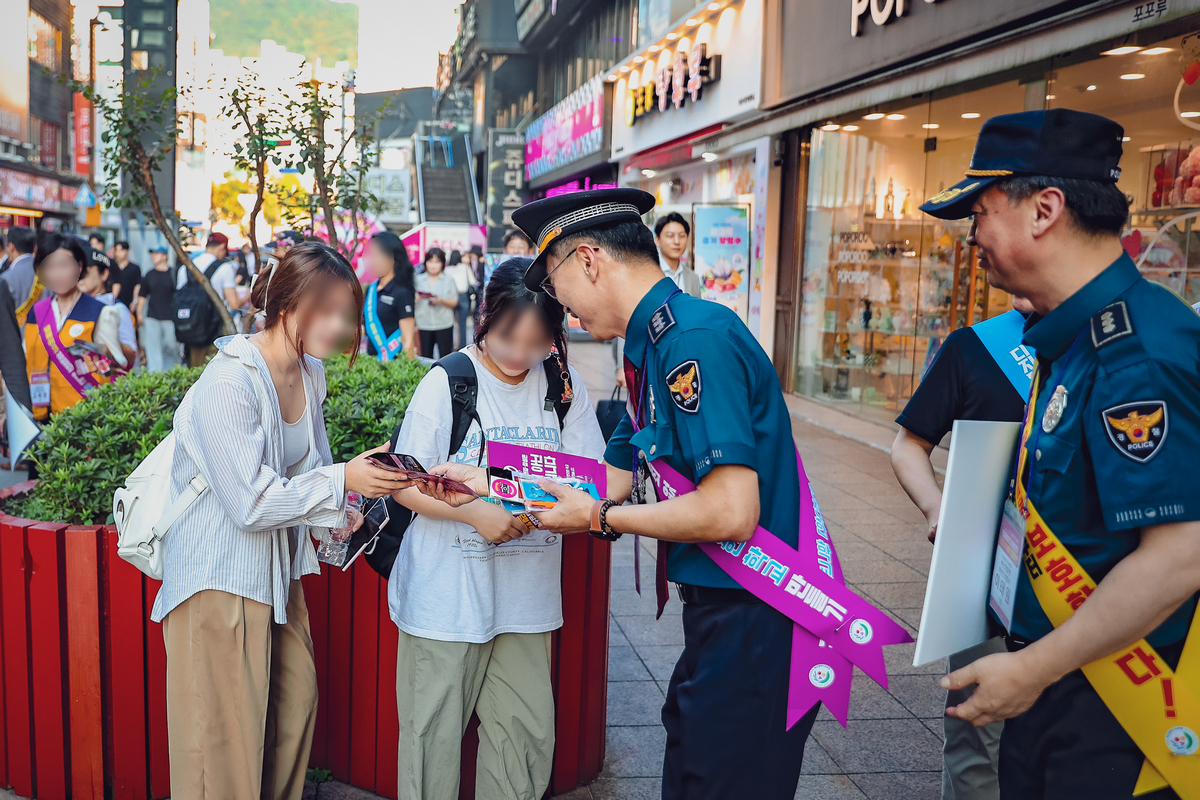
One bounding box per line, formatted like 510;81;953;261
692;204;750;320
365;167;411;224
626;42;721;126
524;76;607;183
0;167;61;212
0;0;29;141
73;93;91;176
486;129;527;252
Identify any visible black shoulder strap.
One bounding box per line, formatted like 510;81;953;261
542;356;573;430
438;351;483;464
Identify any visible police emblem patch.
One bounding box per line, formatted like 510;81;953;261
665;359;701;414
1102;401;1168;463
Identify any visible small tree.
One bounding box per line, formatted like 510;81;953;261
224;67;289;267
69;71;235;335
276;75;383;260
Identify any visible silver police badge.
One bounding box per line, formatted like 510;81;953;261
1042;385;1068;432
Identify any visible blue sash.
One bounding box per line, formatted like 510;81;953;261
971;309;1034;399
364;281;405;362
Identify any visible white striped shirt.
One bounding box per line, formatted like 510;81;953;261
150;335;346;625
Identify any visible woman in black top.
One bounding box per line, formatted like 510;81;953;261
363;231;417;359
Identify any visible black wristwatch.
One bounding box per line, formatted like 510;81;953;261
589;499;622;541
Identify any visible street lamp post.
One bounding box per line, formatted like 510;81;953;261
87;15;111;191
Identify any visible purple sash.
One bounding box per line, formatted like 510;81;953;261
640;447;913;728
33;297;105;399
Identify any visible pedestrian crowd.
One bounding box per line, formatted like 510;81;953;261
1;107;1198;800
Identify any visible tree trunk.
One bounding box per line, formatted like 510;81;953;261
138;152;236;336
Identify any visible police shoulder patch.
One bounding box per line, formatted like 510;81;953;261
665;359;701;414
1101;400;1168;463
1090;301;1135;349
648;304;676;344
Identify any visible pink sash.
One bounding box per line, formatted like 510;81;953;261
640;445;913;728
33;297;106;399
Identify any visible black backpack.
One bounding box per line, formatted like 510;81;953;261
171;258;225;345
362;350;573;579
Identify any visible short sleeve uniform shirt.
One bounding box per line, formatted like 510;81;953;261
604;278;800;588
366;278;415;358
1006;254;1200;647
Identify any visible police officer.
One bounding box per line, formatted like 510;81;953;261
923;109;1200;799
511;188;821;798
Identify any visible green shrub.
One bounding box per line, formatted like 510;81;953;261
6;353;428;525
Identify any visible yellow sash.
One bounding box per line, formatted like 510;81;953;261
15;274;44;327
1015;368;1200;797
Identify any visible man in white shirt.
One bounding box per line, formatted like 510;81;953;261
655;212;703;297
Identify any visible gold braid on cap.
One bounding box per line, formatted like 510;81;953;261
537;202;642;253
964;169;1014;177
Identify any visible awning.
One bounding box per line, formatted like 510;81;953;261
621;123;726;176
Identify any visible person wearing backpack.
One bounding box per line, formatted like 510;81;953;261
388;258;605;800
150;241;414;800
173;232;230;366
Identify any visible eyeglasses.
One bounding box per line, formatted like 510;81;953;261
540;246;599;300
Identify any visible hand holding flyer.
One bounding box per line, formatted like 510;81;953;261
367;453;478;497
485;441;607;527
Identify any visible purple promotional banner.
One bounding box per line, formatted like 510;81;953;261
644;449;912;728
487;440;608;498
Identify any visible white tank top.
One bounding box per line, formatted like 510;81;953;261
281;403;310;469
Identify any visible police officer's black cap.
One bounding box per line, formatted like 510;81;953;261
920;109;1125;220
511;188;657;292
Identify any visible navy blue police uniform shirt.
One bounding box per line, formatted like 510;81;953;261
1006;253;1200;647
896;325;1029;444
604;278;801;588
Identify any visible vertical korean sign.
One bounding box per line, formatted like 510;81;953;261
486;129;526;252
73;93;92;176
693;204;751;320
0;0;29;142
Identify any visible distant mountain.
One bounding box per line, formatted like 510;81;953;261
209;0;358;66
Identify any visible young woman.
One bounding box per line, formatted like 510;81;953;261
22;233;116;420
151;241;413;800
389;259;605;800
363;231;417;360
415;246;458;359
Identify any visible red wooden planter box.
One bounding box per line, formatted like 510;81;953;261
0;512;611;799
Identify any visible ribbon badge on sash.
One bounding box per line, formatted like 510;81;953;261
365;281;405;362
1009;363;1200;797
33;297;108;399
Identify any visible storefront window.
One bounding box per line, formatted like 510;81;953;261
796;83;1024;424
1047;34;1200;304
795;27;1200;424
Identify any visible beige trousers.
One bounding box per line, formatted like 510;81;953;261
396;629;555;800
163;582;318;800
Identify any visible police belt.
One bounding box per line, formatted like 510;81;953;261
1014;366;1200;796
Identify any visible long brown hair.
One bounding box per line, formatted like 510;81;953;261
250;240;364;365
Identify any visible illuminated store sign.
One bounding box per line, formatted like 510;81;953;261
626;42;722;126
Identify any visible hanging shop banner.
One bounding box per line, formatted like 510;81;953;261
73;93;91;176
692;204;750;320
0;0;28;141
524;76;606;183
487;129;527;252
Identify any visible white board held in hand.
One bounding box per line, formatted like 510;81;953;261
912;420;1020;666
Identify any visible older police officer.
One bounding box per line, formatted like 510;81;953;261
501;188;821;799
923;109;1200;799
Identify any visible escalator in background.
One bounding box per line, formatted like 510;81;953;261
414;129;482;225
